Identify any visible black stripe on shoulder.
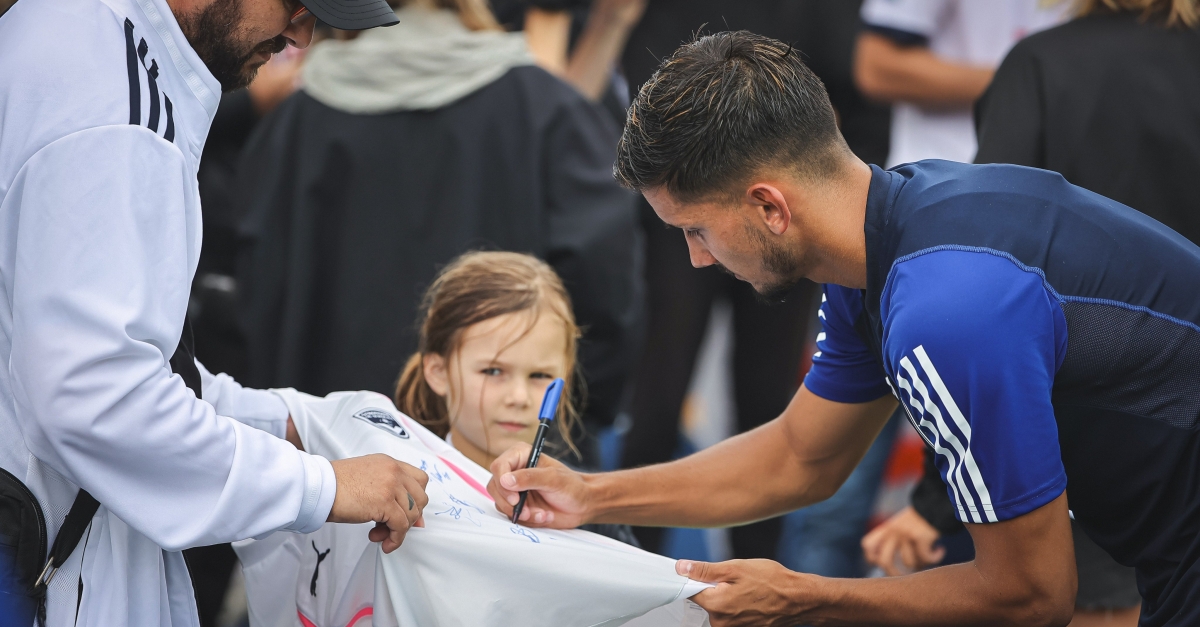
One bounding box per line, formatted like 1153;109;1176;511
123;19;140;125
145;57;160;133
163;96;175;143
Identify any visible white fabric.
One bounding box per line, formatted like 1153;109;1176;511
859;0;1068;166
0;0;336;624
198;361;290;440
237;389;712;627
302;6;535;114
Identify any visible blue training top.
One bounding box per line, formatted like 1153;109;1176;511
805;161;1200;625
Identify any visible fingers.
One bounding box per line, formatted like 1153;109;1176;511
916;538;946;566
401;462;430;488
677;559;739;583
490;442;534;476
861;526;884;566
488;443;534;510
878;534;902;577
898;538;918;572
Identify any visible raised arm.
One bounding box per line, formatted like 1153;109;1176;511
488;386;896;528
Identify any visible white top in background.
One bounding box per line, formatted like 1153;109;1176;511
860;0;1069;166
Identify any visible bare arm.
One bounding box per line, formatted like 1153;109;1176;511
562;0;645;101
488;385;897;528
524;7;572;76
688;493;1076;627
854;32;993;107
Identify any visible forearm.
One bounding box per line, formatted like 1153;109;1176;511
524;7;571;75
794;562;1068;627
564;3;642;100
585;419;815;527
854;33;993;107
585;389;895;527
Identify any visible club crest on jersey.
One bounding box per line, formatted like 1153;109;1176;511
353;408;409;439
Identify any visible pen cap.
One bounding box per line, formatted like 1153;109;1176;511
538;378;566;421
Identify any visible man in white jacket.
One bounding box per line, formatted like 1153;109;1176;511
0;0;425;624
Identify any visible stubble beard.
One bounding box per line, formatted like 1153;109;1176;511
744;223;808;304
175;0;288;92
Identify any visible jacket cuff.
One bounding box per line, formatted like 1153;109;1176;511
285;452;336;534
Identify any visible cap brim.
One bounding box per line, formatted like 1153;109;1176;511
300;0;399;30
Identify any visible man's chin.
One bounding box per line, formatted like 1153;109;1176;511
752;276;806;304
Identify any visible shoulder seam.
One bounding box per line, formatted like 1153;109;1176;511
884;244;1061;301
885;245;1200;334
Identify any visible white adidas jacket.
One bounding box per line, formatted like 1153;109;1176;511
0;0;336;624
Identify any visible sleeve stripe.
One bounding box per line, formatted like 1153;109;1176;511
895;366;972;522
914;347;999;523
901;355;987;523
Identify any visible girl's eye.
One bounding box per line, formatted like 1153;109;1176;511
530;372;554;380
481;367;502;376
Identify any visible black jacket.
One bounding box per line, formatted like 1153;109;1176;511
235;66;642;427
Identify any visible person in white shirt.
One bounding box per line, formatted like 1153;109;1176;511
854;0;1068;166
0;0;429;625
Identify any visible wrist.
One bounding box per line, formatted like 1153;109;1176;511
580;471;616;524
785;571;834;621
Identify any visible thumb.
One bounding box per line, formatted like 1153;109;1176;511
499;467;562;492
677;559;737;583
917;539;946;566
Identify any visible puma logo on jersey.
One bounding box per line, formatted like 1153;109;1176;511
353;408;409;439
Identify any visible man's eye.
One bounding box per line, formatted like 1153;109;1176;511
481;367;502;376
684;228;701;237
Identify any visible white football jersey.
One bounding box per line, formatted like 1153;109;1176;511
236;389;712;627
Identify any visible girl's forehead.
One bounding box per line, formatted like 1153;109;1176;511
456;311;569;362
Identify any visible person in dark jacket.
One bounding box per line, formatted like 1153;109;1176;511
235;0;642;466
865;1;1200;623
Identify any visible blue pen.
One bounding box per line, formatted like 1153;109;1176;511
511;378;565;524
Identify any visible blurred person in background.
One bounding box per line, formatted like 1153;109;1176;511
854;0;1067;167
866;0;1200;624
492;0;645;105
236;0;642;469
615;1;893;565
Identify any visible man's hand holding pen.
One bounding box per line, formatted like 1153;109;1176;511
488;444;593;529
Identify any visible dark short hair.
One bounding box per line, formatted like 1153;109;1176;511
615;31;844;200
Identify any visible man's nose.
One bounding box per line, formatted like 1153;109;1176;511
282;15;316;49
685;237;717;268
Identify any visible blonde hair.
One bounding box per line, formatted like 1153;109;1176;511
1075;0;1199;26
394;251;583;456
388;0;502;31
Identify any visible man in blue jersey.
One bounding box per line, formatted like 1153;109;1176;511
486;31;1200;627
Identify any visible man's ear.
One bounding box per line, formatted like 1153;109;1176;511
746;184;792;235
423;353;450;397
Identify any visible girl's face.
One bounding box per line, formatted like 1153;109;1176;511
423;310;569;468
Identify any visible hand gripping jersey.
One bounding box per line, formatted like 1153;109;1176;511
235;389;711;627
804;161;1200;626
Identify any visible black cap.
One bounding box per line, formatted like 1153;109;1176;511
301;0;398;30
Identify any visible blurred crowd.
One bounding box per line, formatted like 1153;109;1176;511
24;0;1185;624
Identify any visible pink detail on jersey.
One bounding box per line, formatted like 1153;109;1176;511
438;455;494;501
297;607;374;627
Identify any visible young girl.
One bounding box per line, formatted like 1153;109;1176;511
394;250;583;469
238;252;677;627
